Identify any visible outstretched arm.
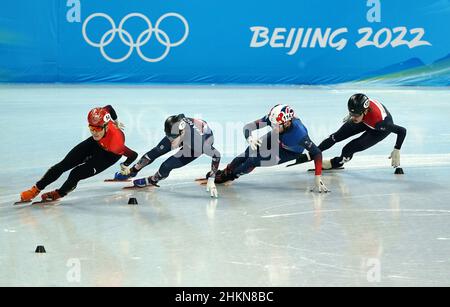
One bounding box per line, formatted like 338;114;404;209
118;146;139;177
300;135;322;176
376;122;407;150
122;146;138;166
300;135;329;193
131;137;173;173
376;121;407;167
202;144;221;198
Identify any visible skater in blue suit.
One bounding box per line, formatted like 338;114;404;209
213;104;329;193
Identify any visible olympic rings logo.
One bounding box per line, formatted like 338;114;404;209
82;12;189;63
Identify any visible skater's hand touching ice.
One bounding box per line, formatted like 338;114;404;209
310;175;329;193
206;178;218;198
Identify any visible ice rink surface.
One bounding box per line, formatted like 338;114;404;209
1;84;450;286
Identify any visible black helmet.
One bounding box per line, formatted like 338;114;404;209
164;114;186;138
348;93;370;115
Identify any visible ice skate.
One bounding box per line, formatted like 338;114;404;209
104;172;132;182
123;176;160;190
19;185;40;203
32;190;62;205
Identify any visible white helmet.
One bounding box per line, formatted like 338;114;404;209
268;104;295;125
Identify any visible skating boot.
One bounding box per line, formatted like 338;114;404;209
133;176;160;188
114;172;131;181
40;190;62;202
20;185;40;202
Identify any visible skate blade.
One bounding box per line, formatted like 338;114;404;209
104;179;131;182
196;179;208;185
195;178;232;186
13;200;31;205
31;199;60;205
308;167;344;172
122;185;156;190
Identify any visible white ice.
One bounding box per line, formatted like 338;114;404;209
1;84;450;286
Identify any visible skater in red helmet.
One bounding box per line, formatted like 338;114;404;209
19;105;137;203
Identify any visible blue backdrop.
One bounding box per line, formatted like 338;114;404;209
0;0;449;85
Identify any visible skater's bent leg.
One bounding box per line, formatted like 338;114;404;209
36;138;96;190
230;131;273;173
58;152;121;196
330;130;390;168
233;133;285;177
232;157;260;177
228;155;248;172
318;136;336;152
319;122;366;152
286;129;343;165
277;148;302;164
233;150;281;177
152;155;198;182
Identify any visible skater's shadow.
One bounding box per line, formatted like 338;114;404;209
343;168;443;192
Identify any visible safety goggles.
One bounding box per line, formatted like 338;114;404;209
88;124;105;132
